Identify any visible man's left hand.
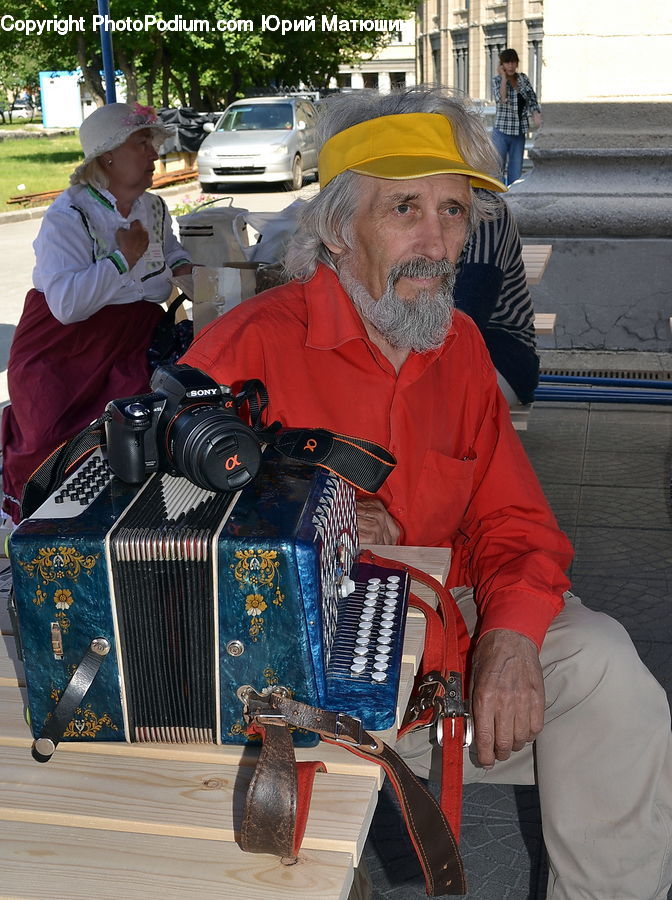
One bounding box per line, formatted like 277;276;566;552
470;629;545;769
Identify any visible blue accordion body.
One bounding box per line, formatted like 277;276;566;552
10;450;409;748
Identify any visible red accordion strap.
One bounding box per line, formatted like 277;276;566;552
240;550;470;895
359;550;469;839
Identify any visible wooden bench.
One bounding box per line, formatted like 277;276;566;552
509;246;555;432
0;547;450;900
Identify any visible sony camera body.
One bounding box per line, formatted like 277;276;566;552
105;364;263;492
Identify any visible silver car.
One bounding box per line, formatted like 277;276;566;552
197;96;319;191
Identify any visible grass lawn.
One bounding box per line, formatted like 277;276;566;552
0;134;82;211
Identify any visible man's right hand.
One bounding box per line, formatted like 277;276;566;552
356;497;401;545
470;628;545;769
116;220;149;270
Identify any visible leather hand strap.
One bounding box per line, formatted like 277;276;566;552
324;735;466;896
243;692;466;896
241;720;326;863
241;721;298;860
32;637;110;762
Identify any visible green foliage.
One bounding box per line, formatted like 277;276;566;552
0;1;417;111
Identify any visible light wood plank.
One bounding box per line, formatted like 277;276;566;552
522;243;552;285
0;684;389;783
0;746;378;863
0;632;24;686
0;820;355;900
511;408;531;431
534;312;557;335
402;617;426;673
363;545;451;582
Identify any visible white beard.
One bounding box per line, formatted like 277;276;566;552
338;256;457;353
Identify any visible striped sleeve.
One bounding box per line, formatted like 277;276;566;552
462;201;537;349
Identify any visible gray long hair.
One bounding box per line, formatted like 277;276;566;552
70;157;110;190
284;86;503;281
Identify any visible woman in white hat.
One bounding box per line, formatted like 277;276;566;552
1;102;192;523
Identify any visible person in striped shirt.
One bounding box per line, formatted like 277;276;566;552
455;191;539;405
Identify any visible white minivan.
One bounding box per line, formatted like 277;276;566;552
197;95;319;191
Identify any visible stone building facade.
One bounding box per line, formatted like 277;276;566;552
416;0;543;102
331;18;416;93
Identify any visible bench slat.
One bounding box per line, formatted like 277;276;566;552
0;746;378;861
0;819;355;900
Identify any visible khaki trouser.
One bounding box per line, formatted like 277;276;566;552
397;591;672;900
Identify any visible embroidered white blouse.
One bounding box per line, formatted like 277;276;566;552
32;184;190;324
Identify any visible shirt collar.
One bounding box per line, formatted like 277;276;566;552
305;264;370;350
304;263;458;359
85;184;141;217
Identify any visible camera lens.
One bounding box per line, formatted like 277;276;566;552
167;406;262;492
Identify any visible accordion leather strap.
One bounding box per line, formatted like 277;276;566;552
241;721;326;861
31;636;110;762
242;694;466;896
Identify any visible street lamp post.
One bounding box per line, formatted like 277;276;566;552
97;0;117;103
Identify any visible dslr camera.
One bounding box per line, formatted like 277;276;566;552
105;364;263;492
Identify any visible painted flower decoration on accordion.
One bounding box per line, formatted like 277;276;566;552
19;546;99;585
233;549;286;640
54;588;74;610
122;101;159;127
245;593;267;617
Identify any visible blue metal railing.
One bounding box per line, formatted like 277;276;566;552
535;374;672;405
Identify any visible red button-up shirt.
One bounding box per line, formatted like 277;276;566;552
181;264;572;650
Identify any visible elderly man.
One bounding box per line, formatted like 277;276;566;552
181;89;672;899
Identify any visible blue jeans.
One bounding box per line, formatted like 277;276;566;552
492;128;525;185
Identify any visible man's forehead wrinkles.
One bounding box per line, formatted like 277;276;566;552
372;184;472;207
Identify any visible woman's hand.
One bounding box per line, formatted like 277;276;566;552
532;111;542;128
356;497;402;545
116;219;149;270
172;263;193;276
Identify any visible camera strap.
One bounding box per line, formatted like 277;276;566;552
269;428;395;494
237;378;396;494
20;412;111;521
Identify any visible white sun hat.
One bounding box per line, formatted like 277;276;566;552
70;102;174;184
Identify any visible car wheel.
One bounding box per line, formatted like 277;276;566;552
286;156;303;191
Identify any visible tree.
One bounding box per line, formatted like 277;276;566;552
0;1;418;112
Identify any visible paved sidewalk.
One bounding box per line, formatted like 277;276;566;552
364;400;672;899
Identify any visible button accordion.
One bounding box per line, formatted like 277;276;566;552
10;450;410;747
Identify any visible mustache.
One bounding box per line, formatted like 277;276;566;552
388;257;456;283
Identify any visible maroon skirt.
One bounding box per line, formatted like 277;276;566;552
2;289;163;522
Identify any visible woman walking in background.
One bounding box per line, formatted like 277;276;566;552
492;48;541;185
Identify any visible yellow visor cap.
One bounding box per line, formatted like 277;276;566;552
319;112;506;192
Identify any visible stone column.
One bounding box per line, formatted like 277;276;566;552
506;1;672;352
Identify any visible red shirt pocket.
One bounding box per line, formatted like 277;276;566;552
404;449;476;547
